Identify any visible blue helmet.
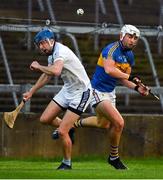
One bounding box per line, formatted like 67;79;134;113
34;29;55;45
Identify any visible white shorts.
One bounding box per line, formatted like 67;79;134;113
53;84;92;115
90;88;116;107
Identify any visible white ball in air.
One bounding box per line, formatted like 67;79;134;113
77;8;84;16
46;19;51;25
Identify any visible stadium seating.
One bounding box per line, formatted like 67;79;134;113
0;0;162;113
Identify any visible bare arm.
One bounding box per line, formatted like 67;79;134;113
23;73;51;101
119;66;137;90
103;58;130;80
120;79;137;89
30;59;64;76
23;59;64;101
30;73;51;94
104;58;149;96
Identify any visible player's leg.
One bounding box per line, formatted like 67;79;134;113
53;116;62;126
74;115;110;128
40;100;63;126
56;86;92;170
40;99;75;144
57;110;80;170
51;115;75;144
53;87;110;129
41;87;69;127
40;87;74;130
74;89;111;129
97;101;127;169
52;116;107;143
53;116;106;142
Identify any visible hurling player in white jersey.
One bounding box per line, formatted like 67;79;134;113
23;29;92;170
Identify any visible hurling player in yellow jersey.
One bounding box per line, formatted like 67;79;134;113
74;25;150;169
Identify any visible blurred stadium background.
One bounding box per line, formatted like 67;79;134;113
0;0;163;158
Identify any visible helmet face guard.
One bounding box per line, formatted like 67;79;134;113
120;25;140;41
34;29;55;46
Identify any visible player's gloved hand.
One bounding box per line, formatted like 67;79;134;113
128;75;141;84
134;85;150;96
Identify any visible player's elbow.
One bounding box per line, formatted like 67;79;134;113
52;69;61;76
104;67;113;75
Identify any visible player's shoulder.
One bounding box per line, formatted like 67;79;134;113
102;41;119;57
53;42;68;55
55;42;67;50
103;41;119;52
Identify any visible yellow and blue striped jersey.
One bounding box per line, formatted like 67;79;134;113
91;41;135;92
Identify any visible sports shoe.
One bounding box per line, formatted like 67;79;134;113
108;156;128;170
52;128;75;144
52;129;59;139
57;162;72;170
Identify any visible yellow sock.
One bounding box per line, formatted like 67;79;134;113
110;145;119;160
74;119;83;128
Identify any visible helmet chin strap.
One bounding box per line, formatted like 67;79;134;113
46;39;54;48
46;39;55;55
120;33;125;41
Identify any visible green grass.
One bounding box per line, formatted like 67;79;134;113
0;156;163;179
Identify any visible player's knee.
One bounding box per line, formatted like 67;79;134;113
113;120;124;132
40;116;50;125
58;129;71;144
97;121;110;129
58;128;67;137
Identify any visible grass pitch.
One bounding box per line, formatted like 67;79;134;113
0;156;163;179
